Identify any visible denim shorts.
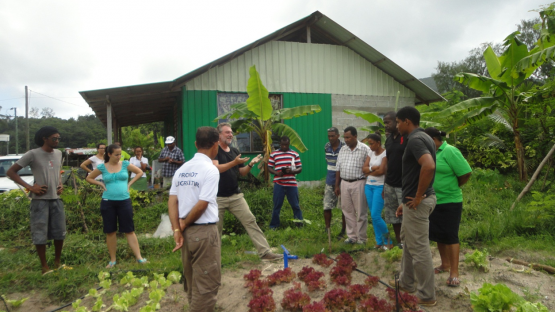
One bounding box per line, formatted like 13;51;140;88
30;199;67;245
100;198;135;233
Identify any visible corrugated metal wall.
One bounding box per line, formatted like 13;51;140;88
185;42;414;98
181;90;218;160
180;89;332;181
283;93;332;181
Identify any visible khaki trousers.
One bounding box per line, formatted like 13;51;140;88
216;193;271;257
181;224;221;312
399;195;437;301
340;179;368;242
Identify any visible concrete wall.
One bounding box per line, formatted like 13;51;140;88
331;94;415;138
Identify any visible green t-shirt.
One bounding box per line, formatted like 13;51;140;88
433;142;472;204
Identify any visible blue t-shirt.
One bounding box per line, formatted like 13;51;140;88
325;141;344;185
98;160;130;200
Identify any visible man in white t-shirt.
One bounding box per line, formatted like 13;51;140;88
168;126;221;312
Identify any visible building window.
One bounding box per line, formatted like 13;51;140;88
217;93;282;153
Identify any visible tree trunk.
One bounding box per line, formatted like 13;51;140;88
513;130;527;181
510;141;555;210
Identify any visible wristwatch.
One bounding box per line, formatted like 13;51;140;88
248;163;253;168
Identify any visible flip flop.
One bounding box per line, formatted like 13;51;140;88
137;258;148;264
446;277;460;287
106;261;116;269
42;270;54;276
434;266;449;274
56;264;66;271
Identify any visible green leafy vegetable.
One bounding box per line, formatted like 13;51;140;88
465;249;490;272
470;283;523;312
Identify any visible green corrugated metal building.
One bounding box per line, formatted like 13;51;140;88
80;11;442;183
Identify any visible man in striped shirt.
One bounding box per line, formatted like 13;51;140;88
268;136;303;229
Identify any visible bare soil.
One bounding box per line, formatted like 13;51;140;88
5;247;555;312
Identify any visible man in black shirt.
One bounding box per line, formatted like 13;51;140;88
392;106;437;307
212;123;283;261
383;111;406;247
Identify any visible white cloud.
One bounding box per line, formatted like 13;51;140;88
0;0;547;119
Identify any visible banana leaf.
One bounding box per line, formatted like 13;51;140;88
276;105;322;120
343;109;384;125
271;123;308;153
433;97;497;119
246;65;272;121
445;101;500;133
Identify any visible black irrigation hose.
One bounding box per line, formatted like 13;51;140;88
0;294;11;312
326;254;430;312
47;286;102;312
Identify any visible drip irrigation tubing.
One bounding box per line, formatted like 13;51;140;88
1;294;11;312
326;254;430;312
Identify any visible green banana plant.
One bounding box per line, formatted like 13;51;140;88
435;32;543;181
214;65;321;182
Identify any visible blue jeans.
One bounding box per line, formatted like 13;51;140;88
270;184;303;228
365;184;389;245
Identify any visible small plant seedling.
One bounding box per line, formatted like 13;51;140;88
381;246;402;263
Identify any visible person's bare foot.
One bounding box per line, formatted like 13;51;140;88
434;266;450;274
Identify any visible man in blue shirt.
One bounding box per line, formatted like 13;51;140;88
324;127;346;239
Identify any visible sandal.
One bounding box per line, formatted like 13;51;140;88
446;277;460;287
42;270;54;276
137;258;148;264
434;266;449;274
106;261;116;269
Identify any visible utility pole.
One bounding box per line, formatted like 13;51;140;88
25;86;29;151
10;107;18;155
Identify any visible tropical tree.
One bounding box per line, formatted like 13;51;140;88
214;65;321;181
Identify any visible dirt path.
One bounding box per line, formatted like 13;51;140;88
5;247;555;311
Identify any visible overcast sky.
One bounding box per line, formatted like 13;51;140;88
0;0;548;120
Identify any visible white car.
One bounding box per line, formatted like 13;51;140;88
0;155;34;193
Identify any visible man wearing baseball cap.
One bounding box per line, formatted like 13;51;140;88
158;136;185;188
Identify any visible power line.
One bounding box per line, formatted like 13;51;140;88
29;90;88;108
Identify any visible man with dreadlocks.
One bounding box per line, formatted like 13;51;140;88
7;126;66;275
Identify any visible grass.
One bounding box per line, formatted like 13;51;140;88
1;168;555;304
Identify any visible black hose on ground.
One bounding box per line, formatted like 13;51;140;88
326;254;430;312
0;294;11;312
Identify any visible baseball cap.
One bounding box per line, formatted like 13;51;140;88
165;136;176;144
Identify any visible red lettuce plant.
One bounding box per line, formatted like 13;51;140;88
298;266;316;281
359;295;393;312
302;301;330;312
244;269;262;281
364;276;380;288
246;279;269;291
252;287;273;299
336;253;357;273
348;284;370;300
266;267;296;286
323;288;356;312
304;271;326;292
329;265;351;286
312;253;334;268
248;294;276;312
385;288;419;311
281;282;311;311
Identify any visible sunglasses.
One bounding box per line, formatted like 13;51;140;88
50;137;62;142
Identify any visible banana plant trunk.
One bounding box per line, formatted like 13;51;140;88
514;130;527;181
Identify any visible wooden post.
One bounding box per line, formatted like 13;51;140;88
106;95;112;145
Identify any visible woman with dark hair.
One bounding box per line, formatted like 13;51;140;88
362;133;390;250
86;144;148;268
129;146;149;191
424;127;472;287
80;143;106;183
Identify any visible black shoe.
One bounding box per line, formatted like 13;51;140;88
336;232;346;240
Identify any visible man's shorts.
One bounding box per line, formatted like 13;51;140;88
384;183;403;224
30;199;67;245
323;184;340;210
